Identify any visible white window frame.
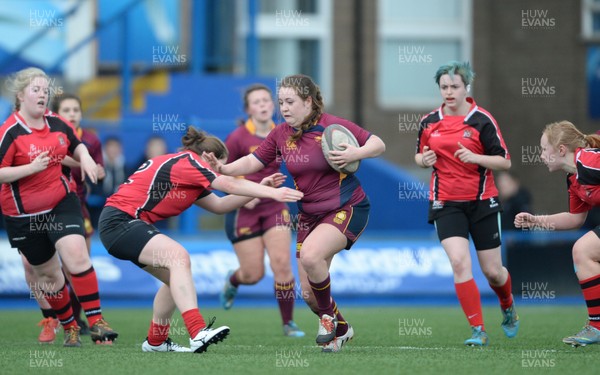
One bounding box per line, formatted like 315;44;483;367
376;0;472;110
582;0;600;41
236;0;333;101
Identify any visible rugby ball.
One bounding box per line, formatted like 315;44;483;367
321;124;360;174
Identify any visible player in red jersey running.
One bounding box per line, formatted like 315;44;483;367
515;121;600;347
220;84;304;338
23;93;105;343
98;126;303;353
415;61;517;346
203;74;386;353
0;67;117;347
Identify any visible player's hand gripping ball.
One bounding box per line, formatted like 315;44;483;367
321;124;360;174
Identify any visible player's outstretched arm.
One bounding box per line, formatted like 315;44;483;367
514;211;587;231
203;152;264;176
196;173;288;214
211;174;302;203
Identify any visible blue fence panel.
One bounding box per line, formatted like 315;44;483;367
0;235;487;299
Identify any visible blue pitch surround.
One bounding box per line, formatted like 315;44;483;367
0;231;585;308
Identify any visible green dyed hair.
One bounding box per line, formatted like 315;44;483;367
434;61;475;86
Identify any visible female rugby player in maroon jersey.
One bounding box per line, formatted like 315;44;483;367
98;126;303;353
515;121;600;347
220;84;304;338
415;61;516;346
204;74;386;352
0;67;117;347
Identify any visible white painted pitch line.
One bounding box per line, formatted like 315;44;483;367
218;345;457;351
220;345;572;353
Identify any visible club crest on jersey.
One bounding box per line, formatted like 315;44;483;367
333;210;347;224
285;140;297;151
489;197;499;208
239;227;252;236
463;130;472;138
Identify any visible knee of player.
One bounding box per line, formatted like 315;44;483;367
35;268;64;286
572;242;590;265
238;268;264;284
481;266;503;283
269;259;293;276
245;273;264;285
64;255;93;274
448;257;470;274
298;250;322;270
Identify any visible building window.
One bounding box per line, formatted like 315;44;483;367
377;0;472;110
237;0;332;100
582;0;600;41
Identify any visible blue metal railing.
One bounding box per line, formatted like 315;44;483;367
192;0;207;75
0;3;83;73
2;0;260;117
48;0;145;117
246;0;259;75
1;0;146;117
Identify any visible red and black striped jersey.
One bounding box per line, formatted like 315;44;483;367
416;98;510;201
105;151;218;224
0;110;81;216
568;147;600;213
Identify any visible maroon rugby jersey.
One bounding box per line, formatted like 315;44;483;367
0;110;81;216
225;120;281;207
568;148;600;213
70;128;103;201
416;98;510;201
105;151;218;223
253;113;371;216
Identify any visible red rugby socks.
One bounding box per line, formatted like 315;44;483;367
44;283;77;330
147;320;170;346
580;274;600;330
69;266;103;326
455;278;484;329
489;272;514;310
182;308;206;338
